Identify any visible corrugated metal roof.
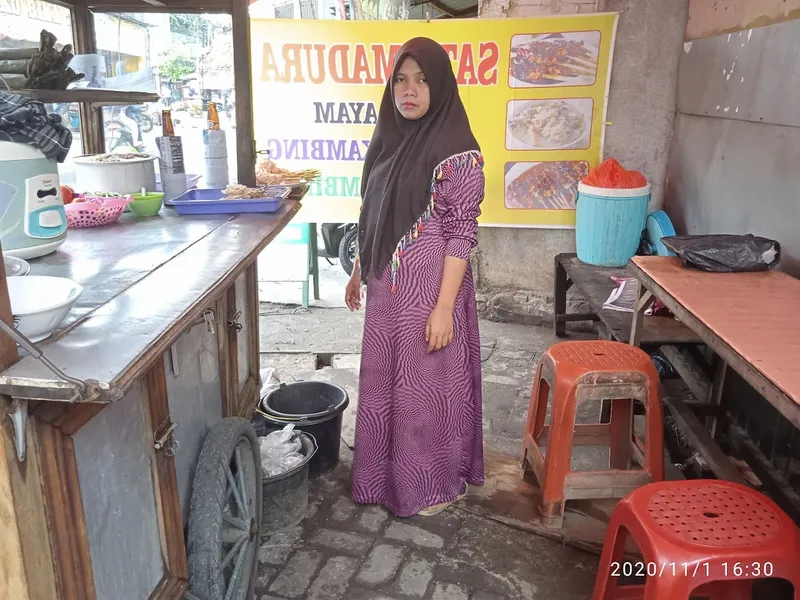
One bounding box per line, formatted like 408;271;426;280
408;0;478;19
408;3;446;19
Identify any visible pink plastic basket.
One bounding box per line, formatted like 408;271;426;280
65;196;132;228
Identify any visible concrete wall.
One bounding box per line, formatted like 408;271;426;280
475;0;688;324
665;3;800;277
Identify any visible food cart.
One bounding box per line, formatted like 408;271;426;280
0;207;300;600
0;1;287;598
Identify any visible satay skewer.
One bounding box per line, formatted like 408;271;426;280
564;55;597;69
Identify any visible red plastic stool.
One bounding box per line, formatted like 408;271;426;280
521;340;664;528
591;480;800;599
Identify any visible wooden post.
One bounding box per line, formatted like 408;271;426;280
628;283;653;347
553;255;568;337
71;6;105;155
232;0;256;186
0;241;58;600
0;239;25;600
0;243;17;370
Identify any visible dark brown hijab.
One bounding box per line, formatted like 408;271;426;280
358;37;480;280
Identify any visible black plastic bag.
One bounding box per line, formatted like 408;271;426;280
661;234;780;273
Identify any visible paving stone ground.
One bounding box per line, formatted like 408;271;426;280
255;274;798;600
255;449;598;600
256;283;600;599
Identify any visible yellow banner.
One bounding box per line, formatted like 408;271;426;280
250;15;618;226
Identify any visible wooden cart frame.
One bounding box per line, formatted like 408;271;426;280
0;2;276;597
0;208;300;600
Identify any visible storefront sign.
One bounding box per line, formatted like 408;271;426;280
0;0;72;44
0;0;62;22
250;15;618;227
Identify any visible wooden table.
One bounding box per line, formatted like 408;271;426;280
628;256;800;520
629;256;800;427
0;203;299;600
554;254;700;346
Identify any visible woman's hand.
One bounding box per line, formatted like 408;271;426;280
345;273;362;311
425;303;454;352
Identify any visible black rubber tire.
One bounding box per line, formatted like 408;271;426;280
339;227;358;276
187;418;262;600
140;114;154;134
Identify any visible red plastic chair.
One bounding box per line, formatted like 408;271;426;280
591;480;800;599
521;340;664;528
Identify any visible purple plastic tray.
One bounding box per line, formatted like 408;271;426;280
171;187;289;215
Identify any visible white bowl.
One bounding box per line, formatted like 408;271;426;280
7;276;83;343
4;256;30;277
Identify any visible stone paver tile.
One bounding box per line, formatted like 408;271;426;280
356;505;390;533
254;567;277;591
432;582;470;600
306;498;322;520
470;593;507;600
443;511;596;598
384;522;444;549
259;526;304;565
259;596;286;600
309;527;374;556
356;544;406;587
394;553;435;598
436;562;512;597
403;509;462;540
268;549;322;598
346;588;403;600
306;556;361;600
330;496;358;521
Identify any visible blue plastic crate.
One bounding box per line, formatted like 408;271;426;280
171;187;290;215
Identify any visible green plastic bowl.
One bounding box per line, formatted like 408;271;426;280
128;193;164;217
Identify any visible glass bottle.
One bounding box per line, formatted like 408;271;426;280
206;102;220;131
162;110;175;137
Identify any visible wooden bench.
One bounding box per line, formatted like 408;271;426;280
554;253;700;346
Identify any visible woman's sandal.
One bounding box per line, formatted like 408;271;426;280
417;483;468;517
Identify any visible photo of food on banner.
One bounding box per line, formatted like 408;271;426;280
508;31;601;88
248;14;617;227
504;161;590;210
506;98;593;151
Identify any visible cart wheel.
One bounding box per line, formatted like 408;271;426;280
187;418;262;600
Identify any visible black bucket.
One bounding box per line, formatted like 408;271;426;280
261;431;317;536
256;381;349;479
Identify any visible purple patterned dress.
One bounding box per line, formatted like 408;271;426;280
352;151;486;517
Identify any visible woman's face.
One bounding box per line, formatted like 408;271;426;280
393;57;430;121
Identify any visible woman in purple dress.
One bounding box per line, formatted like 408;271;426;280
345;37;485;517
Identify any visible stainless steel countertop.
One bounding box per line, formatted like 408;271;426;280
0;202;300;403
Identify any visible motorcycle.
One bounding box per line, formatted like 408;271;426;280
124;105;154;135
320;223;359;276
54;103;81;133
104;107;146;153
